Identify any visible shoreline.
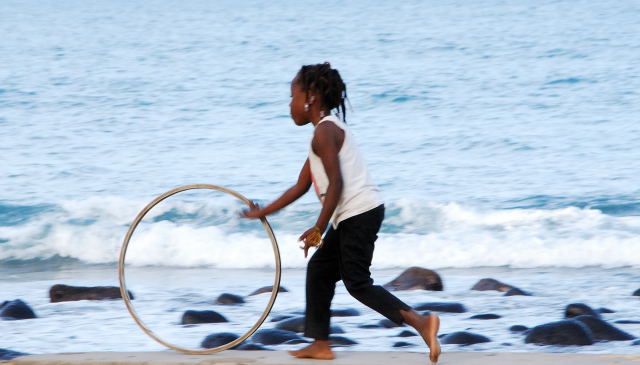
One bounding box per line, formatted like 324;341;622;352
5;351;640;365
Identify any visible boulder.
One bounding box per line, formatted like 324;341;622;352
615;320;640;324
471;278;514;292
49;284;133;302
573;315;636;341
248;286;289;296
393;341;414;347
181;310;228;324
0;348;28;360
234;343;270;350
214;293;245;305
509;325;529;333
441;331;491;345
383;267;443;291
598;307;615;314
633;340;640;346
275;316;344;334
201;332;239;348
504;287;531;296
270;314;293;322
397;330;417;337
469;314;501;320
331;308;360;317
414;302;467;313
251;329;303;345
524;320;594;345
565;303;600;319
379;319;404;328
1;300;36;320
329;336;358;346
633;288;640;296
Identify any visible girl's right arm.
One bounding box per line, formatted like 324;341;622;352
241;159;312;218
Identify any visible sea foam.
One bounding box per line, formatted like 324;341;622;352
1;196;639;269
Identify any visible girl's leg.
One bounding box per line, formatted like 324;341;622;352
290;228;340;360
338;205;441;363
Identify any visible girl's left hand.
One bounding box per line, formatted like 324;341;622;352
298;226;323;258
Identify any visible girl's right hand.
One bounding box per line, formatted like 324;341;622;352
240;203;264;219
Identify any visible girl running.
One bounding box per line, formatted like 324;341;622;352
242;62;440;363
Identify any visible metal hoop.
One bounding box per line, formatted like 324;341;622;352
118;184;281;354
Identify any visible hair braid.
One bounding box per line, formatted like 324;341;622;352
297;62;349;122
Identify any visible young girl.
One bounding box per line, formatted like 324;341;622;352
242;62;440;363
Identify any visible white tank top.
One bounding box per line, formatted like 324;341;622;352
308;115;383;228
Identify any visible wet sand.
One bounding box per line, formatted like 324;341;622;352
5;351;640;365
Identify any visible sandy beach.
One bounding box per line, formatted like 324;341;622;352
5;351;640;365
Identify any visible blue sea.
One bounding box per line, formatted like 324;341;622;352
1;0;639;356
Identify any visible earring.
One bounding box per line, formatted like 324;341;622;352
319;110;325;118
304;104;309;111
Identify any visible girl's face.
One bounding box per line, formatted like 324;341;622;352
289;77;309;126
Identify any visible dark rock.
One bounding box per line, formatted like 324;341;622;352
633;288;640;296
331;308;360;317
598;307;615;314
501;342;513;346
181;310;228;324
379;319;404;328
0;348;28;360
615;320;640;324
633;340;640;346
471;278;514;292
270;315;293;322
274;316;343;334
504;287;531;296
201;332;239;348
235;343;270;350
392;341;414;347
283;338;310;345
214;293;245;305
565;303;600;319
524;320;594;345
329;336;358;346
441;331;491;345
248;286;289;296
397;330;417;337
470;314;502;320
414;302;467;313
383;267;443;291
509;325;529;333
0;299;36;320
49;284;133;302
573;315;636;341
251;329;303;345
359;324;382;329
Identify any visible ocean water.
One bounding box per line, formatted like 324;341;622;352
1;0;639;356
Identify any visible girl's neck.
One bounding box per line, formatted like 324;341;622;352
310;109;332;127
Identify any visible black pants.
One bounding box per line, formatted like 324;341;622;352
304;204;411;340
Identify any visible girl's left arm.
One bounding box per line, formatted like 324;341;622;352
299;122;343;257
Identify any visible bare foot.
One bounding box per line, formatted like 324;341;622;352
289;340;335;360
401;310;441;363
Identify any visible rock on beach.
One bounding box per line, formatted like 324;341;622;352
248;286;289;296
441;331;491;345
181;310;228;324
214;293;245;305
565;303;600;318
524;320;594;346
0;299;36;320
49;284;133;302
383;267;443;291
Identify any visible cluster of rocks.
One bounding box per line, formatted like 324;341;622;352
3;268;639;355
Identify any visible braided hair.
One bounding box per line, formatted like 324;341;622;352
296;62;349;122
